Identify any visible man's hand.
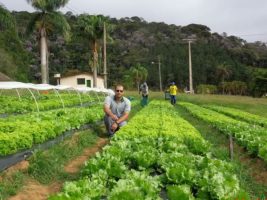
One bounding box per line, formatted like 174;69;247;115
104;105;118;121
111;114;118;121
111;122;118;132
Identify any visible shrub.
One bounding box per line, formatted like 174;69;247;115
196;84;217;94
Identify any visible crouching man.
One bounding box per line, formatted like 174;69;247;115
103;84;131;136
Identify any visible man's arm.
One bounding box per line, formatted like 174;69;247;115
104;104;118;121
110;111;129;131
116;112;129;124
117;99;131;124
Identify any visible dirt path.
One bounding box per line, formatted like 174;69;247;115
237;146;267;186
0;161;29;181
64;137;109;173
9;180;61;200
7;137;109;200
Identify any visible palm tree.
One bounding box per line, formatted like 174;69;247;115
77;15;107;87
130;63;148;90
0;4;16;31
216;63;232;94
26;0;70;84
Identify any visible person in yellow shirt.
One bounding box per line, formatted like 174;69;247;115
169;82;178;105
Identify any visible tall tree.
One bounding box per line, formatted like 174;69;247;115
0;4;30;81
26;0;70;83
77;14;106;87
130;63;148;90
216;63;232;94
0;4;16;31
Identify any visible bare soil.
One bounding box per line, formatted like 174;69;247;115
237;145;267;186
0;161;29;182
8;179;61;200
64;137;109;173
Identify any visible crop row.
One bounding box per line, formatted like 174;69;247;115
49;101;248;200
0;92;105;114
179;102;267;163
0;98;140;156
204;105;267;127
0;105;103;156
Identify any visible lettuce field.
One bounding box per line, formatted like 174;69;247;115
0;94;267;199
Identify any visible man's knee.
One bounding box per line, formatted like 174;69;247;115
119;121;127;127
104;115;113;129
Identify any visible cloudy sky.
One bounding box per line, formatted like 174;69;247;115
1;0;267;42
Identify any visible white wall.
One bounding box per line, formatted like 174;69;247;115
60;74;104;88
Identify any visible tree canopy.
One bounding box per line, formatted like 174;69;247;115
1;10;266;96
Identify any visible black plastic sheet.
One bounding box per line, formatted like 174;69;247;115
0;122;102;171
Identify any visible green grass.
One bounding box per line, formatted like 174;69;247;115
176;105;267;197
0;172;25;199
177;93;267;117
126;90;165;100
28;130;99;184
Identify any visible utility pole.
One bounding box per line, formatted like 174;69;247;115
103;22;107;88
151;56;162;92
158;56;162;92
183;38;196;94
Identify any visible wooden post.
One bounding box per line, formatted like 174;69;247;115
229;134;234;160
103;22;107;88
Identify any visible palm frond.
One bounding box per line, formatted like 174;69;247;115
26;0;45;11
26;0;69;12
25;12;43;36
77;14;105;41
47;11;71;41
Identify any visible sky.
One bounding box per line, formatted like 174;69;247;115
1;0;267;43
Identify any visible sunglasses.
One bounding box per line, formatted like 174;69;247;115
116;90;124;93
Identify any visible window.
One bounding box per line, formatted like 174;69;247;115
86;80;91;87
77;78;85;85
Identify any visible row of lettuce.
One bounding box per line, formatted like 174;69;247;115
0;92;105;115
0;105;103;156
0;99;139;156
49;101;249;200
204;105;267;127
179;102;267;163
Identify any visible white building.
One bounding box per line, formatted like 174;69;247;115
60;72;104;88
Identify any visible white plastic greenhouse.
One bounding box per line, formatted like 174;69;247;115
0;81;113;115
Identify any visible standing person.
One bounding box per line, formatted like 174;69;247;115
103;84;131;136
139;82;149;106
169;82;178;105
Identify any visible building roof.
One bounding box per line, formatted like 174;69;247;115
61;71;104;79
0;72;12;81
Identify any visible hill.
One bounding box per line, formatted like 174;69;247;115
0;11;266;95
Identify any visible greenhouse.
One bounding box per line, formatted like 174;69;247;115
0;81;113;115
0;81;111;170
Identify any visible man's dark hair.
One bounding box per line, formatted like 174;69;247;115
115;84;124;89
